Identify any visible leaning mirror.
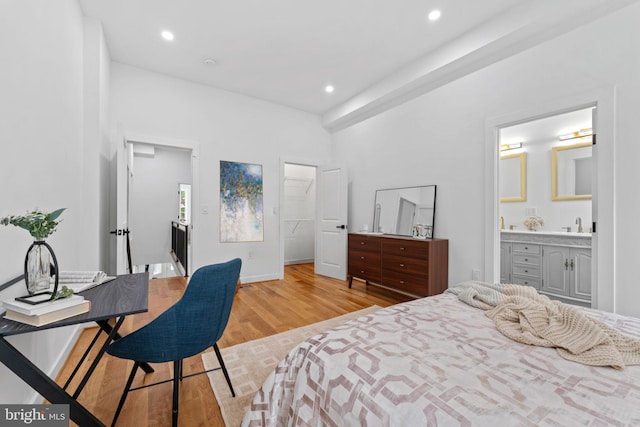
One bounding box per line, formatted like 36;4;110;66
372;185;436;237
552;142;592;201
500;152;527;203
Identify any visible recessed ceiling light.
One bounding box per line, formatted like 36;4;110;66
325;85;334;93
161;30;174;41
428;10;441;21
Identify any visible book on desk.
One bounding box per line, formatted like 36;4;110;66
3;300;91;326
52;270;116;293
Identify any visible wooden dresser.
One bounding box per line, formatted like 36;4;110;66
348;233;448;298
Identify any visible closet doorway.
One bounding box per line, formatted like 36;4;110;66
283;163;316;266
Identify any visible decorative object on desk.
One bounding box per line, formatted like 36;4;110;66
220;161;263;242
2;293;85;317
524;215;544;231
1;208;65;299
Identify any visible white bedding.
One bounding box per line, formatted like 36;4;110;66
242;291;640;426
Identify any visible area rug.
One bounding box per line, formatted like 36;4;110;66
202;306;381;427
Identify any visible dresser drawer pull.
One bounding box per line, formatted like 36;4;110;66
399;280;405;284
360;256;365;260
399;247;405;251
360;242;366;245
399;263;405;267
524;246;528;250
524;258;528;262
360;270;365;274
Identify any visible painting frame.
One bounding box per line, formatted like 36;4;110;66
220;160;264;243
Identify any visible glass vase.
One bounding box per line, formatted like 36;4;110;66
24;241;55;295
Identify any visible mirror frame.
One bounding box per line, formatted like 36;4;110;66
500;152;527;203
372;185;437;237
551;141;593;201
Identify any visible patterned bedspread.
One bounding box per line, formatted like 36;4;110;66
241;293;640;426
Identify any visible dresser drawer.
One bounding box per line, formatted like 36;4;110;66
349;234;381;252
348;262;381;282
512;253;540;267
381;271;429;297
349;248;381;265
512;243;540;255
382;254;428;276
382;239;428;260
513;275;541;289
512;265;540;278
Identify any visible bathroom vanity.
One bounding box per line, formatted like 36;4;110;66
500;230;591;307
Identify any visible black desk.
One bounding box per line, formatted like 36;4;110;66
0;272;150;427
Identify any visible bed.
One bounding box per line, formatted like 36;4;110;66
241;282;640;426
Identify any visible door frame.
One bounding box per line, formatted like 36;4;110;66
279;157;319;279
121;131;200;275
484;87;615;312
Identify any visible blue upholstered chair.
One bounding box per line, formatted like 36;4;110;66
106;258;242;427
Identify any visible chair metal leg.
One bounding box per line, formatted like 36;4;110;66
172;359;180;427
213;343;235;397
111;361;140;427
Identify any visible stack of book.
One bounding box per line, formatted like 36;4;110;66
2;294;90;327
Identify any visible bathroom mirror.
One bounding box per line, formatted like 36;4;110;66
372;185;436;237
552;142;592;201
500;152;527;202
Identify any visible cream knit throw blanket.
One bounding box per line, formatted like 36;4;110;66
447;281;640;369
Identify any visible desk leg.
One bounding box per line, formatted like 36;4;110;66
73;317;126;399
0;337;105;427
97;320;154;374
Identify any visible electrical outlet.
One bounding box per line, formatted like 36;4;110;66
472;269;481;281
248;251;255;260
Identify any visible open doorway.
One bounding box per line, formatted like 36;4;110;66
498;106;594;306
283;163;316;265
128;142;193;278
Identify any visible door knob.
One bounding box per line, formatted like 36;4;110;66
335;224;346;229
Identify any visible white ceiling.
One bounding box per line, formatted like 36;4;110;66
78;0;632;119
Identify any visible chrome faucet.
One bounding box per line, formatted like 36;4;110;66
576;217;583;233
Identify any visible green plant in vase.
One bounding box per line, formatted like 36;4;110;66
1;208;66;297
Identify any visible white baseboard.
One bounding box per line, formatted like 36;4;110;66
284;258;313;265
239;273;279;284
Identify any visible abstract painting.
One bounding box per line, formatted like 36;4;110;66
220;161;264;242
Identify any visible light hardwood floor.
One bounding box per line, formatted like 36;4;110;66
57;263;411;426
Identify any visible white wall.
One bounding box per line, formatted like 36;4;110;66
130;146;192;265
110;64;332;282
0;0;110;403
331;3;640;317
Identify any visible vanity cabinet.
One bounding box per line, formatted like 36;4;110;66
500;231;591;306
542;246;591;303
348;233;448;298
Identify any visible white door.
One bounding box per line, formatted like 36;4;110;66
114;138;133;274
315;164;348;280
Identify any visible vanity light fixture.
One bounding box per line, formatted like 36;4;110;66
500;142;523;152
161;30;175;41
559;128;593;141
